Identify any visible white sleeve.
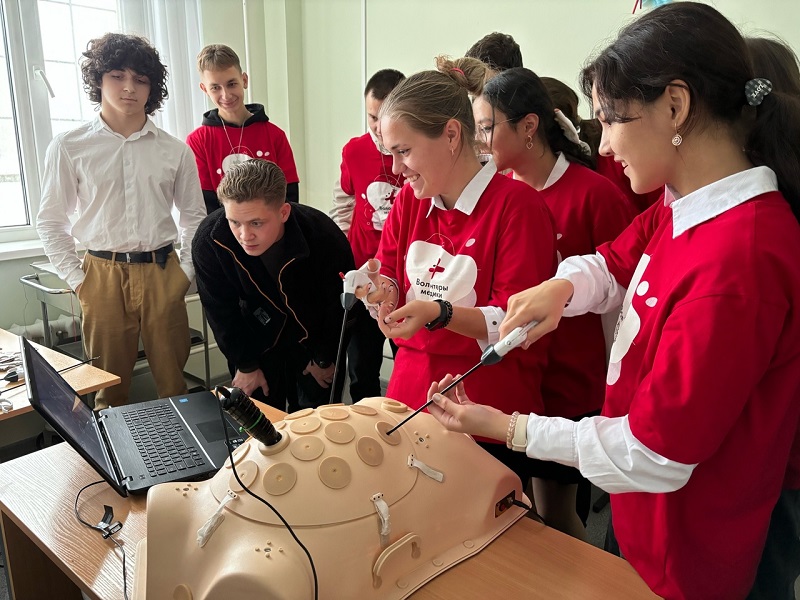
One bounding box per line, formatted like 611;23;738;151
36;139;84;291
330;177;355;235
173;147;207;282
556;253;626;317
477;306;505;348
524;414;696;494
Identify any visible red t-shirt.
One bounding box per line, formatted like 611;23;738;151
598;191;800;599
597;154;661;214
538;161;635;417
377;170;556;417
339;133;402;267
186;114;299;193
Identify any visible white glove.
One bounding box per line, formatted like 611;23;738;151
342;259;382;309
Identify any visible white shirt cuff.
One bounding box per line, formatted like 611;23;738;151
477;306;506;350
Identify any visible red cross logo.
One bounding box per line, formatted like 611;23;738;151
429;258;445;279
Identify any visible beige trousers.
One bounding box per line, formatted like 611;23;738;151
79;251;191;409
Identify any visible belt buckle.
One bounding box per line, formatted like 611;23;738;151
125;252;133;263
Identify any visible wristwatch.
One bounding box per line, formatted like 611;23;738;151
424;299;453;331
511;414;529;452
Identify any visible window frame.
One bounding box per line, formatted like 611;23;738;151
1;0;56;243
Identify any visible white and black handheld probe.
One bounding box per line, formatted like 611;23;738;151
386;321;538;435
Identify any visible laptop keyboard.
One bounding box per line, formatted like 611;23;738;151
123;404;206;478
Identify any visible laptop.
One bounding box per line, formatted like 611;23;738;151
20;338;245;496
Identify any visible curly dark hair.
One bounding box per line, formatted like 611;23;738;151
80;33;168;115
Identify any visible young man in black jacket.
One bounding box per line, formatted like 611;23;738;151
193;159;355;411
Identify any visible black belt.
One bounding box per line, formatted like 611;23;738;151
88;244;173;268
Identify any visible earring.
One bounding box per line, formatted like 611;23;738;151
451;145;455;156
526;135;533;150
671;124;683;147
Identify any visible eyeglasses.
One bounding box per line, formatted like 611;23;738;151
476;118;515;143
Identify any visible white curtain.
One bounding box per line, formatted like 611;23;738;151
118;0;207;140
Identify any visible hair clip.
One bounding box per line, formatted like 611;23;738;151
745;78;773;107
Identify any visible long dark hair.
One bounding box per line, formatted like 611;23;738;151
580;2;800;220
484;68;592;168
541;76;602;159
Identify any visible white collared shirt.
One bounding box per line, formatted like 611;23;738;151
542;152;570;190
37;116;206;290
425;158;498;217
511;152;570;190
423;159;506;345
526;167;780;493
668;166;778;237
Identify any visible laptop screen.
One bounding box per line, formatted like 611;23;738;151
21;339;118;486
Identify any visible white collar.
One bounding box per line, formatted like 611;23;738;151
92;115;157;140
426;158;498;218
668;166;778;237
542;152;570;190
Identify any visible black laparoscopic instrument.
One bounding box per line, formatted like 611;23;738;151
386;321;538;435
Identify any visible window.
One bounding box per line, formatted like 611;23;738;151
0;0;203;245
1;0;120;236
0;16;26;229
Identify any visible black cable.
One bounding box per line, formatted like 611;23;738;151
0;356;98;398
513;498;546;525
215;388;318;599
73;480;129;600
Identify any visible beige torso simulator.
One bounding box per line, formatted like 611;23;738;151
134;398;527;599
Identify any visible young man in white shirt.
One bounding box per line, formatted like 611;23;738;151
37;33;206;409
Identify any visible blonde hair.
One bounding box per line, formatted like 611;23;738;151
197;44;242;73
217;160;286;206
378;55;488;153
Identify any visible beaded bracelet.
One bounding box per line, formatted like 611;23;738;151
506;411;520;449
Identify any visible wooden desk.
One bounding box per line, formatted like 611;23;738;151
0;328;120;421
0;404;658;600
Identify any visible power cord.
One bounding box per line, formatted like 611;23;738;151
0;356;99;413
513;498;546;525
73;480;128;600
215;387;319;600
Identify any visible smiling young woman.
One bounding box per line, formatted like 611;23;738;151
426;3;800;599
471;66;636;540
350;56;559;491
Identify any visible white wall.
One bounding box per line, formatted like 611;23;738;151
2;0;798;330
199;0;800;215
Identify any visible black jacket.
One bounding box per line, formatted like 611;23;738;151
192;203;354;372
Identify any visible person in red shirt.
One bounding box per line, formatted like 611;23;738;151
543;76;662;213
472;65;635;539
330;69;405;401
743;34;800;600
187;44;299;213
346;56;557;491
425;4;800;599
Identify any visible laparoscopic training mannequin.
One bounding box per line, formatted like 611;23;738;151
133;395;528;599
